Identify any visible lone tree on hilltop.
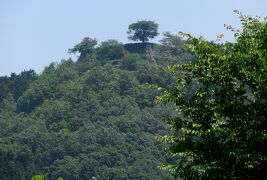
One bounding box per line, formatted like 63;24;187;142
127;20;159;43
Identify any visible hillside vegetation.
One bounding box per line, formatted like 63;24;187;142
0;33;192;179
2;15;264;180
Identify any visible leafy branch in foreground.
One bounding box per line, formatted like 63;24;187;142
158;11;267;179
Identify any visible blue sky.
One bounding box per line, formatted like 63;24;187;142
0;0;266;76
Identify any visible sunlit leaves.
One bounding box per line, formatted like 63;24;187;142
159;14;267;179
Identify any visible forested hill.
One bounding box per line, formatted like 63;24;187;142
0;34;193;179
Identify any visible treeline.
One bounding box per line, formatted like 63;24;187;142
2;16;266;180
0;28;192;179
0;70;37;104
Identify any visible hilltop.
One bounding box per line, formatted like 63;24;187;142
0;33;193;179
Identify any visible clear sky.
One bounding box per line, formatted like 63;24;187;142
0;0;266;76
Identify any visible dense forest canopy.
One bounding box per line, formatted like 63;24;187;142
0;26;192;179
1;14;266;180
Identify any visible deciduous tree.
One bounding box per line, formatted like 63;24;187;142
158;12;267;179
69;37;97;61
127;20;159;43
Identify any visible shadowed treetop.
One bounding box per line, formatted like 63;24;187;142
127;20;159;43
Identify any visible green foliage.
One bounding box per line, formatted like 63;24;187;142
49;156;80;180
120;53;140;71
124;42;155;54
17;64;57;113
96;39;125;61
0;38;183;179
69;37;98;61
155;32;195;65
31;174;46;180
17;59;78;113
0;70;37;103
127;20;159;43
0;21;195;178
160;32;184;48
158;13;267;179
0;93;16;112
